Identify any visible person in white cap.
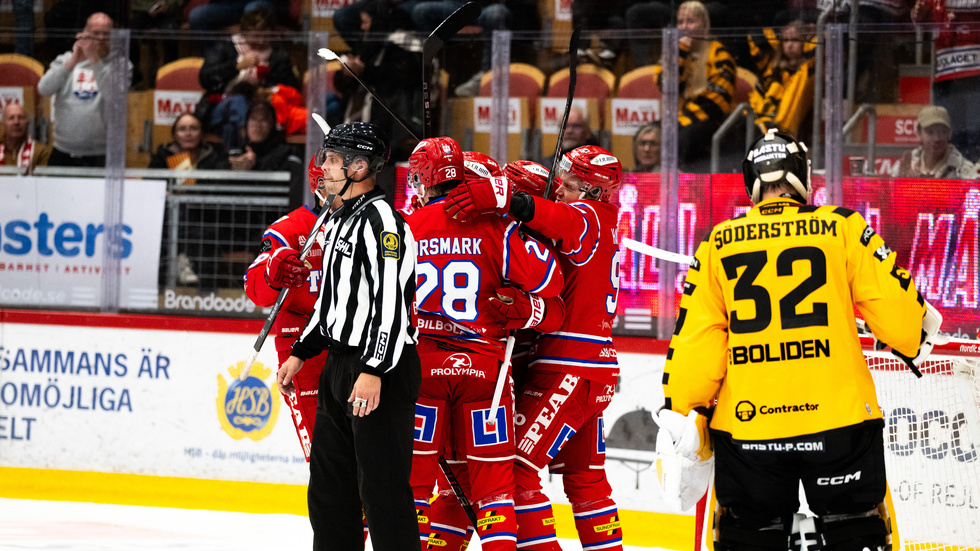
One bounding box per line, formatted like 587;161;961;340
897;105;978;179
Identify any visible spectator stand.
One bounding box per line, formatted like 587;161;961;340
607;64;661;172
451;62;543;161
0;53;45;143
537;63;613;157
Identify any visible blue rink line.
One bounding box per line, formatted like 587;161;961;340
0;499;678;551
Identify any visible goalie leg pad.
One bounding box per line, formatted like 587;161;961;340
819;509;888;551
716;509;791;551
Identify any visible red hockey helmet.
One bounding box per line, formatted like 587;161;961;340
408;137;464;190
308;157;325;195
463;151;503;183
558;145;621;202
504;160;555;199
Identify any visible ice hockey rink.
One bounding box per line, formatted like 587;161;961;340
0;498;673;551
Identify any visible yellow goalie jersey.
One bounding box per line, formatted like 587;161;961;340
663;198;926;440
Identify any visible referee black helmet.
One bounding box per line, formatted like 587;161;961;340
317;122;390;175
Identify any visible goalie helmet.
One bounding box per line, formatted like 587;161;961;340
308;157;324;195
558;145;621;202
316;122;389;174
742;129;811;204
408;137;464;189
505;160;555;199
463;151;503;183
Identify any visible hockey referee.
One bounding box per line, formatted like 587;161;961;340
279;122;421;551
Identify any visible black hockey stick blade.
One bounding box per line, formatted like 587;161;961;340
546;26;582;194
438;455;479;528
422;1;481;138
423;2;482;68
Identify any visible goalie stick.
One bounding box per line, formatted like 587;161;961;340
239;115;335;382
546;26;582;194
622;237;694;265
422;1;481;138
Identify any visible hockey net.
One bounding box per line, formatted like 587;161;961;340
863;336;980;551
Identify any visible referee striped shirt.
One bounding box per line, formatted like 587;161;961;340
292;187;418;375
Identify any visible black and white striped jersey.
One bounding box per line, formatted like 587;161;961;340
293;187;418;375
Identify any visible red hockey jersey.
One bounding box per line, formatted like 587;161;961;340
525;199;621;384
407;196;564;359
244;206;324;354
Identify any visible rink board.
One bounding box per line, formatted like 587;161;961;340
0;311;690;548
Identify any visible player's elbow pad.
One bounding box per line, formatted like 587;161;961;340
508;191;535;223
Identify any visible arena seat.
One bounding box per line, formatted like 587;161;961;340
478;63;546;115
547;63;616;105
0;53;44;111
156;57;205;91
616;65;661;100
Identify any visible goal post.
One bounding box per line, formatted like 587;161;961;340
863;335;980;551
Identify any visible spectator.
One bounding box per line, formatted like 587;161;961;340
197;7;300;151
37;12;132;168
149;112;230;173
539;105;599;169
624;0;731;67
631;122;661;172
897;105;978;179
149;112;230;287
188;0;277;32
129;0;188;89
746;19;816;137
0;103;51;174
43;1;125;55
229;101;302;175
655;1;735;171
912;0;980;160
331;1;422;162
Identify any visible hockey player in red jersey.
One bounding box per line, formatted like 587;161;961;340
244;158;329;462
406;137;566;551
444;145;624;551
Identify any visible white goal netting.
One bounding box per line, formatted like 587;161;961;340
866;347;980;551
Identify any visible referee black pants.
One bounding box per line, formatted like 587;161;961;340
308;343;421;551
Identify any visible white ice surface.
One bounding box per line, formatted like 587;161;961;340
0;498;676;551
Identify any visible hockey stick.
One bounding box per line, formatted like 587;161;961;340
240;115;335;382
318;48;422;142
546;26;582;193
438;455;480;528
422;1;481;138
486;332;515;427
622;237;694;265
